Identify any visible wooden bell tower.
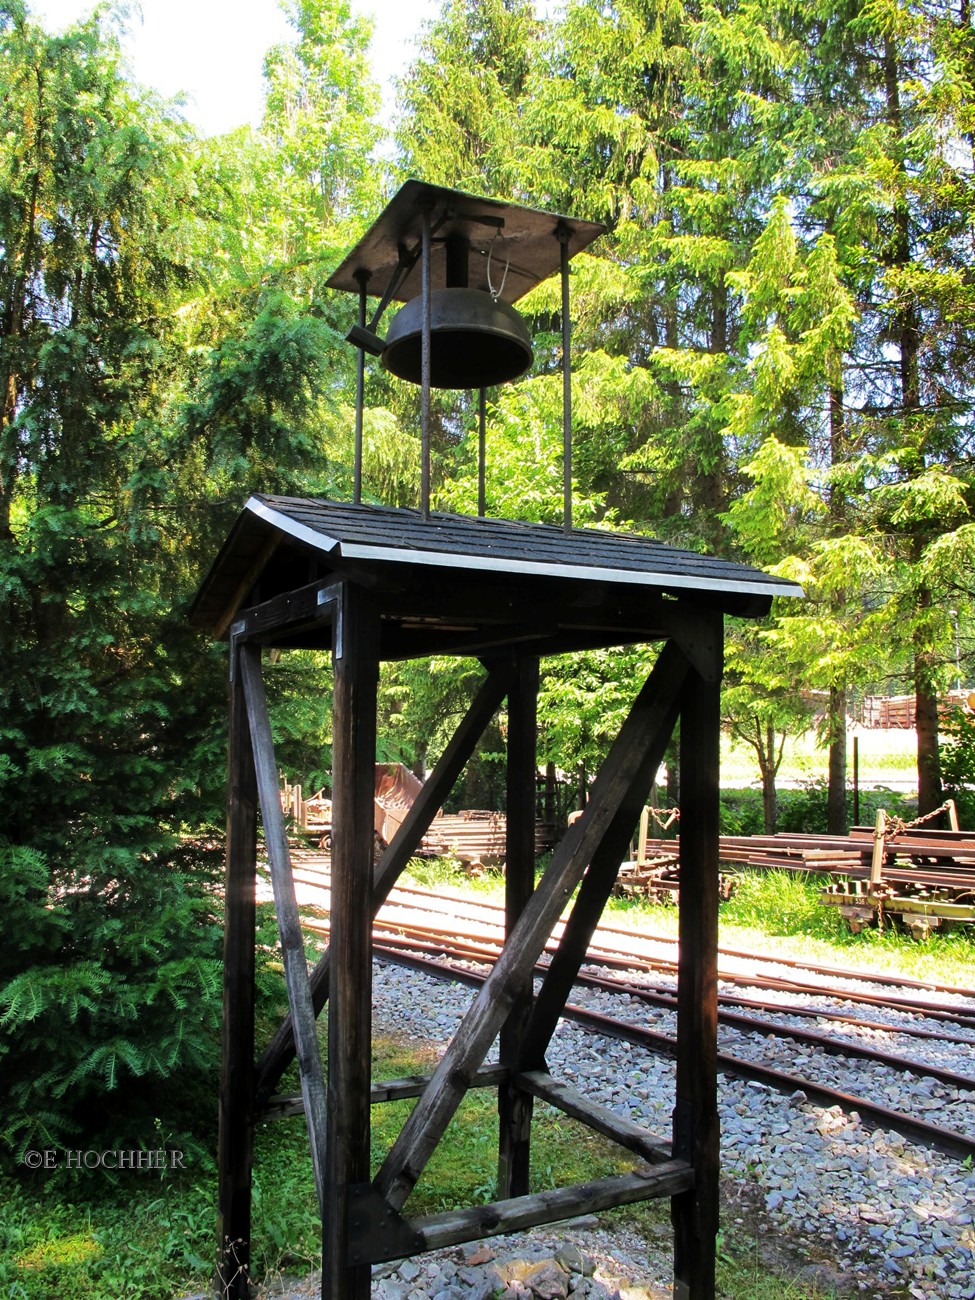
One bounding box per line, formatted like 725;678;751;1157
190;184;802;1300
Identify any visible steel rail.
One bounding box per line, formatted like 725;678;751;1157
293;847;975;997
281;859;975;1029
359;930;975;1090
373;905;975;1031
291;850;975;1001
372;945;975;1165
571;970;975;1093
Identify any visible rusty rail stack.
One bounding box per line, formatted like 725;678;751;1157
628;800;975;938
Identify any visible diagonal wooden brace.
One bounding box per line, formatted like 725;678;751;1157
254;659;517;1106
373;640;691;1211
240;645;329;1213
517;648;683;1070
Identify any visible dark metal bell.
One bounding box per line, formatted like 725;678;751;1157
382;287;534;389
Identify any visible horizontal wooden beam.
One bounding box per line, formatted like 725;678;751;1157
380;626;663;662
410;1165;695;1254
516;1071;672;1166
230;578;341;644
262;1067;510;1120
379;574;769;629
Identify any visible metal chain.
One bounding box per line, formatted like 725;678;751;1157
884;799;955;842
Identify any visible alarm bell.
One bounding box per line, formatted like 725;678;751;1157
382;287;534;389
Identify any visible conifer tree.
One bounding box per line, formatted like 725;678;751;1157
0;1;228;1149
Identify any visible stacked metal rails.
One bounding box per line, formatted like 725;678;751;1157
620;811;975;938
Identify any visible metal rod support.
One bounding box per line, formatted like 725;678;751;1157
421;205;432;519
478;388;487;517
558;223;572;533
353;271;369;505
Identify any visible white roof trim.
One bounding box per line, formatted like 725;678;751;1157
250;499;803;600
341;542;803;598
247;497;341;554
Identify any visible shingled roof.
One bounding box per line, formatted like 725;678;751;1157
191;495;801;646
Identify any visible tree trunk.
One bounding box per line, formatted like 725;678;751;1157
885;37;941;818
760;722;777;833
698;275;729;551
1;80;44;541
827;686;847;834
665;756;680;810
826;377;848;834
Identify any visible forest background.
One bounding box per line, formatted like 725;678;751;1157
1;0;975;1163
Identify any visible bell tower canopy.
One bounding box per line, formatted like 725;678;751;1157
325;180;604;305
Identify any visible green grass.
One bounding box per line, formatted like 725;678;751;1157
401;853;975;988
0;1172;217;1300
1;1017;859;1300
721;727;920;788
608;865;975;988
5;832;971;1300
254;1029;873;1300
716;867;975;986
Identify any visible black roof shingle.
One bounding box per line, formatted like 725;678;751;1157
191;495;802;639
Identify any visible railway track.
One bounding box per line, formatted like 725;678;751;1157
268;851;975;1163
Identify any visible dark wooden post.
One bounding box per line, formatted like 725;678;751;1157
240;646;329;1209
498;654;539;1198
325;585;380;1300
216;638;258;1300
672;614;722;1300
375;650;691;1212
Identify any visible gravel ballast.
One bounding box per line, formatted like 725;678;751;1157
344;954;975;1300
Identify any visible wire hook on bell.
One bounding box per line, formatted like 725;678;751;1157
485;230;510;302
380;225;533;390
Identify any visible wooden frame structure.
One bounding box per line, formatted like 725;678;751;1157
192;496;801;1300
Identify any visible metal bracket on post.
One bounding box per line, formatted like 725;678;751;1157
228;623;245;683
346;1185;425;1266
672;1098;694;1163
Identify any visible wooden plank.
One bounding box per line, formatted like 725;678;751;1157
215;646;258;1300
671;614;721;1300
516;1070;672;1165
517;643;683;1070
380;577;771;641
412;1165;695;1252
262;1066;510;1120
240;646;329;1218
324;586;380;1300
253;660;517;1105
498;655;539;1199
210;534;280;641
231;577;341;644
373;642;691;1212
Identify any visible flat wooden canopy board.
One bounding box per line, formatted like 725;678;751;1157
324;180;606;305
